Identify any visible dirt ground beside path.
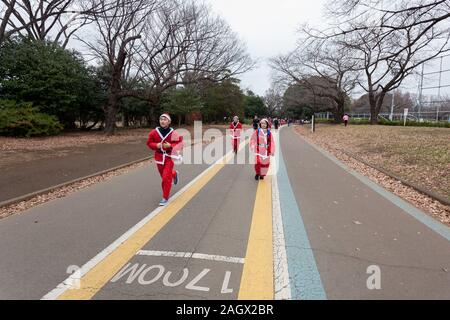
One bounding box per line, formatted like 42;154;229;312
294;124;450;226
0;124;241;216
0;125;232;167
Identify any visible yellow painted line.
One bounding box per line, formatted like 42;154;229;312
59;140;246;300
238;175;274;300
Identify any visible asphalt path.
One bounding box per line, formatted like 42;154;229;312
0;126;449;300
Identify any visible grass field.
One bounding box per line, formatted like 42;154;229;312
295;124;450;200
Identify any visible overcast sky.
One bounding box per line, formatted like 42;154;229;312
204;0;327;96
68;0;328;96
204;0;450;100
69;0;448;100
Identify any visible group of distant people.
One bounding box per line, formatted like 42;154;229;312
251;115;289;130
146;113;281;206
146;112;325;207
230;115;275;180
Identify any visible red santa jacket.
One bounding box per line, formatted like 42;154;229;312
229;121;243;139
250;128;275;160
147;127;183;165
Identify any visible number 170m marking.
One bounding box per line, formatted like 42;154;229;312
110;263;234;294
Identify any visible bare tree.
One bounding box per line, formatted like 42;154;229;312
264;83;283;117
0;0;105;47
128;0;202;124
282;83;306;113
131;0;254;118
288;77;344;112
271;36;358;122
338;18;449;122
326;0;450;31
77;0;159;135
81;0;253;134
0;0;16;44
315;0;450;123
351;89;415;113
121;0;254;127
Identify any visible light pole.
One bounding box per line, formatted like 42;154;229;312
436;56;443;122
418;64;424;119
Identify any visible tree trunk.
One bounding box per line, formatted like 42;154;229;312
104;94;119;135
124;113;129;128
63;120;77;130
333;105;344;124
368;91;378;124
370;108;378;124
147;92;164;127
332;96;345;124
0;0;16;45
370;92;387;125
104;62;124;135
61;112;77;130
148;105;157;127
374;95;385;124
104;44;130;135
145;116;152;127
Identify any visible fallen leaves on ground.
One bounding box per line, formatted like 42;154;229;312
294;124;450;227
0;159;152;220
0;124;237;218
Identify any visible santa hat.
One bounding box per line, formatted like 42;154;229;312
160;113;171;122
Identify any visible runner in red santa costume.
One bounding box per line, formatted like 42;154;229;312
147;113;183;206
250;118;275;180
229;115;242;154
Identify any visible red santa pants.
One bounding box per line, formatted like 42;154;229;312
232;138;239;152
255;157;270;177
156;159;177;200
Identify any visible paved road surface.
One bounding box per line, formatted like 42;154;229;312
0;139;149;202
0;126;449;299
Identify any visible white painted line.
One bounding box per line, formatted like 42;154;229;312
137;250;245;264
137;250;193;258
271;130;292;300
192;253;244;264
42;135;236;300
